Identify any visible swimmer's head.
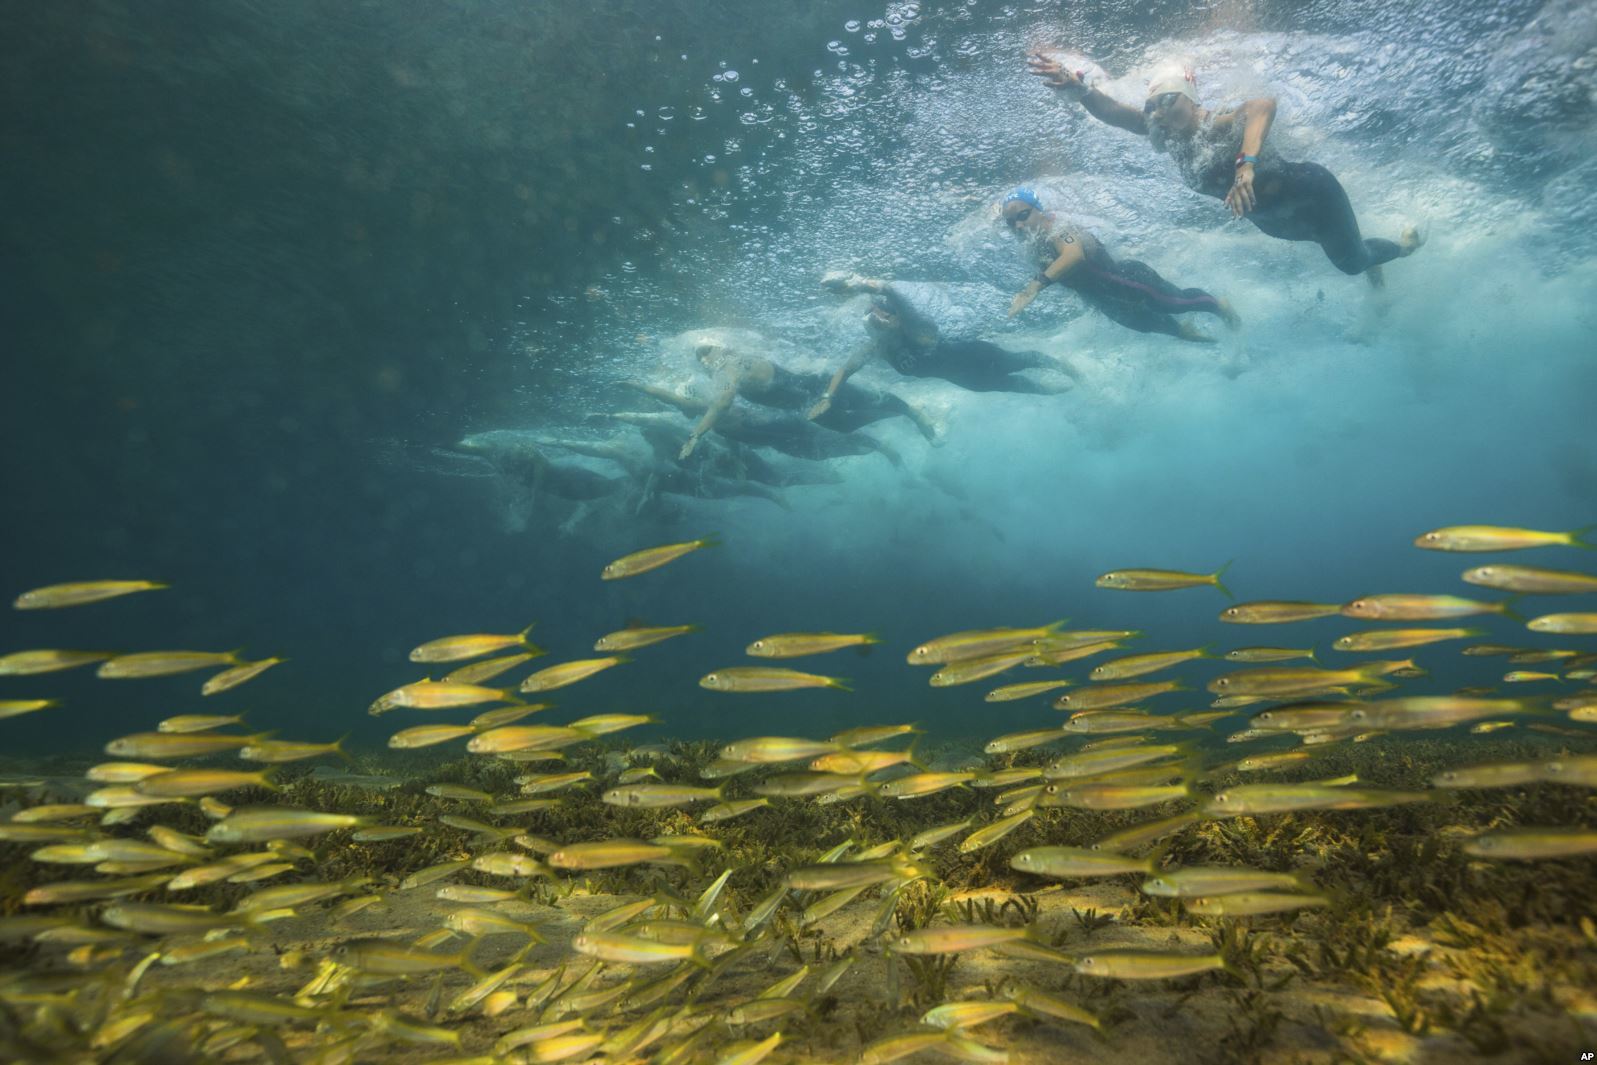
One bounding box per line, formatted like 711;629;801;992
1002;187;1048;235
1144;63;1200;140
694;341;730;369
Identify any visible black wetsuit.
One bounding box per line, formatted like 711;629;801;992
873;282;1061;394
883;338;1058;393
1041;227;1224;338
1168;118;1401;275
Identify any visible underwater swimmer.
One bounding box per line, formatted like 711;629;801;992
1027;56;1423;280
813;274;1076;415
1002;187;1237;342
680;341;940;458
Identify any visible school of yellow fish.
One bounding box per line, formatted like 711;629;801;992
0;524;1594;1062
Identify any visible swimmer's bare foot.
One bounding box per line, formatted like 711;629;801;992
820;271;882;294
1364;264;1386;289
909;406;942;445
1216;297;1242;330
1399;224;1425;257
1178;321;1217;344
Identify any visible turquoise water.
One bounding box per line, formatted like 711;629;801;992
1;6;1594;1062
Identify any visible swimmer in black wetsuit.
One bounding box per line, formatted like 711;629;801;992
680;340;939;458
813;274;1076;414
1027;56;1423;281
1001;187;1237;342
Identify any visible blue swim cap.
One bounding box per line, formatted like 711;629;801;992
1003;187;1044;211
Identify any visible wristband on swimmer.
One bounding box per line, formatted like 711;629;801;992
1235;153;1258;168
1033;271;1054;287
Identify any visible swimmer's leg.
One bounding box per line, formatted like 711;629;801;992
1110;259;1230;319
875;388;942;443
1271;163;1410;277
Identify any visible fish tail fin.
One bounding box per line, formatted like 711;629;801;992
829;677;854;692
259;767;283;793
517;622;538;643
227;648;247;665
457;935;487;979
1569;524;1597;549
907;735;929;773
1498;596;1525;622
698;533;724;549
1144;839;1175;873
332;733;354;764
1306;647;1318;662
1211;561;1235;601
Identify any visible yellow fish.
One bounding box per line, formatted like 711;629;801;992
1462;564;1597;594
1527;613;1597;635
1054;680;1185;711
0;699;58;720
746;632;880;658
201;657;284;696
1218;601;1340;624
985;680;1073;702
97;650;240;679
699;667;849;692
0;649;112;675
601;537;719;580
409;624;540;664
518;656;627;692
1414;524;1594;552
1332;627;1481;651
594;624;699;652
444;652;537;685
929;649;1036;687
368;680;516;715
1097;563;1232;597
13;580;166;610
1224;647;1316;662
1341;595;1515;621
906;621;1066;665
1089;647;1210;681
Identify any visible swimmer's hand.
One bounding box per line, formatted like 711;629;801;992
1226;163;1256;216
1009;283;1042;317
678;437;698;461
806;396;832;420
1026;53;1086;97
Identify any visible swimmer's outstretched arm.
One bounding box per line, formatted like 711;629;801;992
680;380;739;460
1224;98;1276;216
808;343;872;420
1009;236;1086;317
1027;53;1147;135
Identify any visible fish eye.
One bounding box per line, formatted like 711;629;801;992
752;641;765;651
1080;957;1095;968
1215;793;1230;803
1215;679;1229;689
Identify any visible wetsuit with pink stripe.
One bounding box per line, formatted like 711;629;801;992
1041;225;1226;338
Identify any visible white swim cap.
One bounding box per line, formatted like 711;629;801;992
1146;63;1198;103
